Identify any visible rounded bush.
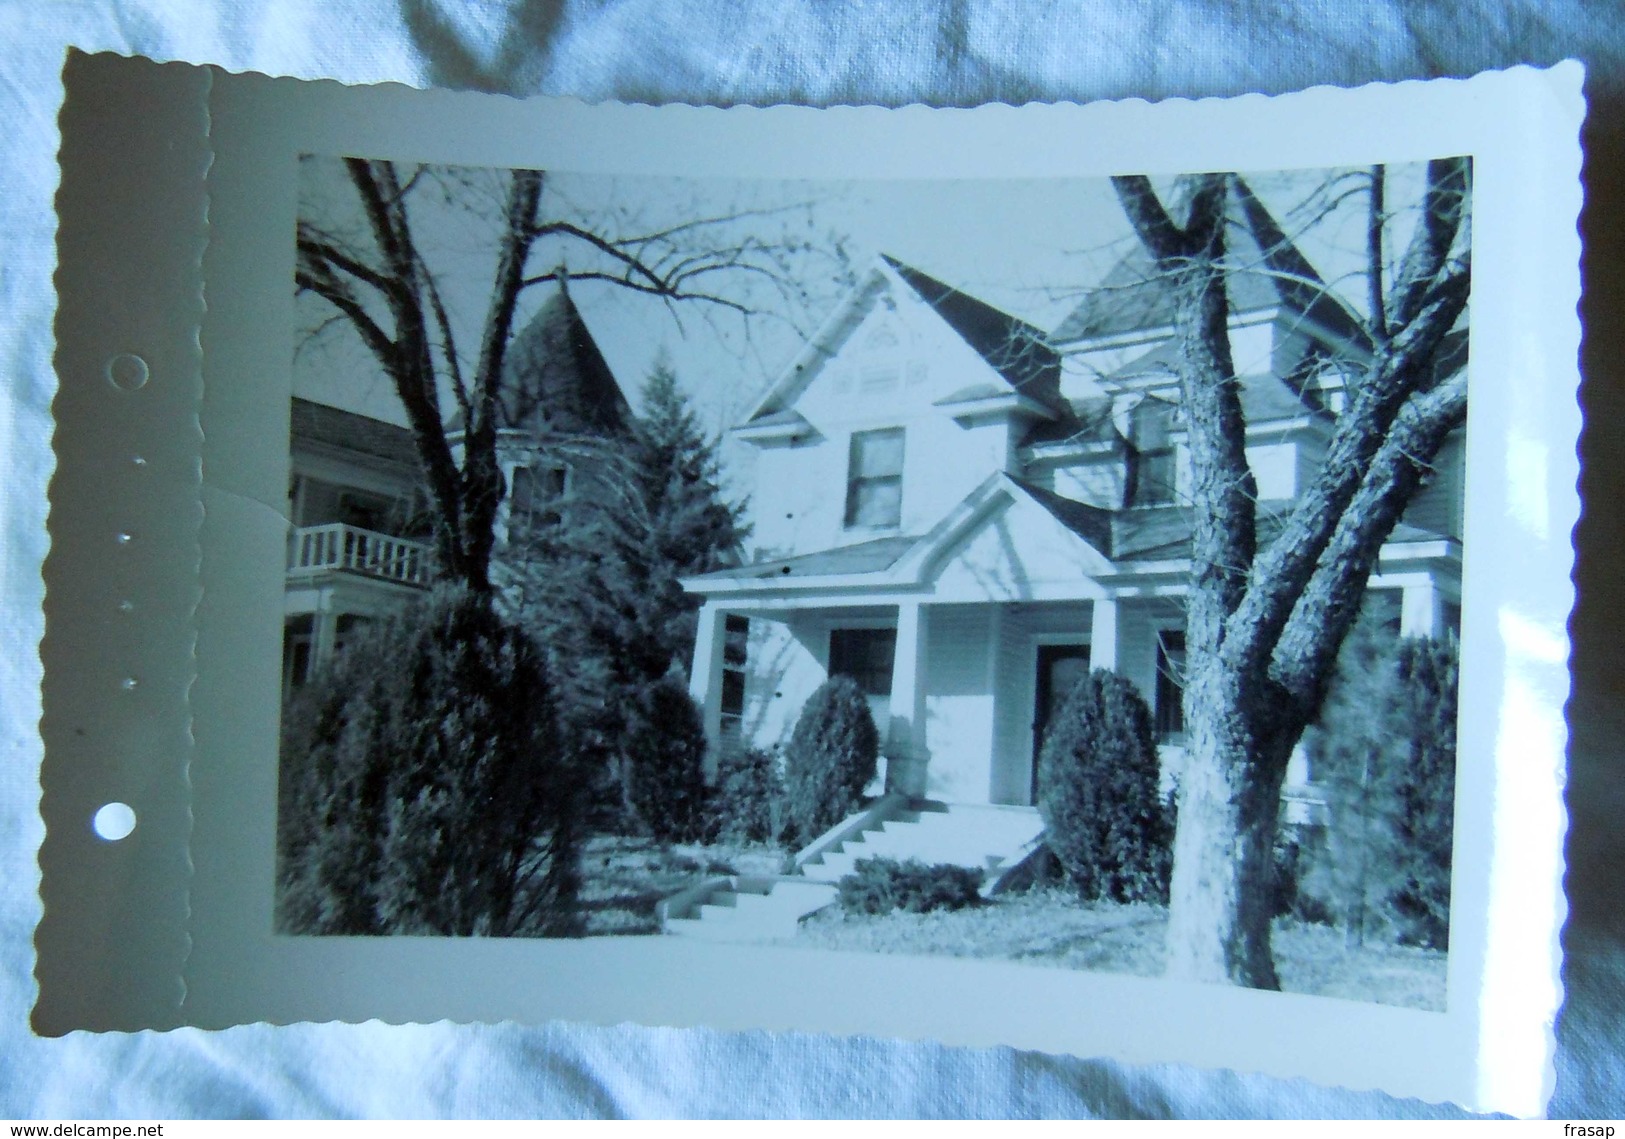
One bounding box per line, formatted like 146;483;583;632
782;675;880;844
623;672;709;843
1035;669;1173;903
837;857;983;916
276;586;582;937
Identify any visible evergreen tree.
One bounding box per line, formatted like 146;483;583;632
1306;620;1458;948
622;357;748;676
276;587;583;937
504;358;746;836
782;676;880;845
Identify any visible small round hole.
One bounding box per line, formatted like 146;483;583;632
93;802;136;841
106;354;149;392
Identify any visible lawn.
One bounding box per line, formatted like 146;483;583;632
791;887;1447;1011
572;839;1446;1010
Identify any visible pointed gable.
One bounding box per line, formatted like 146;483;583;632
1051;177;1364;350
880;255;1061;410
741;255;1060;431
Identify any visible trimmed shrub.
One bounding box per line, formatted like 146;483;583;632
276;586;582;938
782;676;880;844
622;672;709;843
709;747;784;845
1307;622;1458;949
837;857;983;916
1035;669;1174;904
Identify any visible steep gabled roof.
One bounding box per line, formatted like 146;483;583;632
743;256;1061;427
1008;475;1116;556
881;255;1062;409
683;472;1117;593
489;287;632;436
290;397;420;468
1051;177;1366;349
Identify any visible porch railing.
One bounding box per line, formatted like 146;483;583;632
287;523;434;587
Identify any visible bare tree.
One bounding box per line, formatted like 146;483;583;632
295;157;830;592
1110;160;1470;987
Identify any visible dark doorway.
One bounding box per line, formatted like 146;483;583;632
1032;643;1090;802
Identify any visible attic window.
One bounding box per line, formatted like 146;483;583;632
845;428;904;529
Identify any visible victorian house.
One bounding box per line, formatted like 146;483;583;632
681;230;1464;825
283;287;630;693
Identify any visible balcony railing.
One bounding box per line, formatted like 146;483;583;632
287;523;434;587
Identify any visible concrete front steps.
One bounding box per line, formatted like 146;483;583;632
659;875;838;941
798;800;1045;885
661;797;1046;941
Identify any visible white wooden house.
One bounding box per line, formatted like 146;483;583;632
682;238;1465;821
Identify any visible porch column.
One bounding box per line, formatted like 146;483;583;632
1089;598;1119;673
886;600;930;796
689;601;729;780
311;600;339;670
1401;580;1442;638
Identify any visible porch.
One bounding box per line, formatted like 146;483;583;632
689;595;1187;807
282;522;434;690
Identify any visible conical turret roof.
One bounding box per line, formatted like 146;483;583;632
494;286;632;437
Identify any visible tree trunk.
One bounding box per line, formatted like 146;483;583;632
1164;661;1296;988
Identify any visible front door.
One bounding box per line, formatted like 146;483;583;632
1032;643;1091;802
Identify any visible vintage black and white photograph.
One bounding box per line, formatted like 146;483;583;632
273;152;1468;1012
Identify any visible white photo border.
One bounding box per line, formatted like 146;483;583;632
43;55;1582;1117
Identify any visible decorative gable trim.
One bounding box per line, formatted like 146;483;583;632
738;255;1063;432
739;267;889;426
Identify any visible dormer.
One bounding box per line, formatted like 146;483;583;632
1050;177;1372;409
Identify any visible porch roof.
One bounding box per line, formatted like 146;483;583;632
683;476;1459;601
682;472;1119;599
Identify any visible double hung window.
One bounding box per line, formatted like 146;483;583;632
719;615;750;758
845;428;905;529
1154;628;1187;744
828;627;897;698
509;462;570;539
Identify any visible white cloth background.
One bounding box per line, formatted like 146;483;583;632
2;0;1621;1119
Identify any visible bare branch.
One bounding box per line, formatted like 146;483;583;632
1386;157;1470;331
1367;165;1388;344
296;223;398;298
529;219;668;290
1112;175;1195;262
293;265;396;365
1269;369;1467;710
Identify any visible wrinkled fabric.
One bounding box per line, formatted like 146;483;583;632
3;0;1621;1119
